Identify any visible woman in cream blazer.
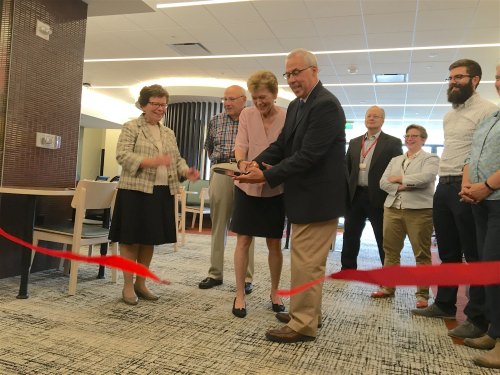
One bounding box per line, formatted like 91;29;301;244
371;124;439;308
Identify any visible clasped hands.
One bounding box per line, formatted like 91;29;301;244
233;160;271;183
459;182;491;204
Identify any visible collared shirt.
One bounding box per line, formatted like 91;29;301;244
439;93;497;177
468;109;500;201
358;130;381;186
204;112;239;163
301;80;320;104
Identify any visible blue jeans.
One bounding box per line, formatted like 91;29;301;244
472;200;500;338
433;181;486;328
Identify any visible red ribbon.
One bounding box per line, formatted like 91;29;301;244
277;261;500;297
3;227;499;296
0;228;169;284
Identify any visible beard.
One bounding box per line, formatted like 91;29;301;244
447;80;474;106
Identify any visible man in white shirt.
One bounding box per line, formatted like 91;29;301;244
412;59;497;340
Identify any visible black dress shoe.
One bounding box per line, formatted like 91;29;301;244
265;325;315;343
244;282;253;295
232;298;247;318
271;296;285;312
199;277;223;289
275;312;322;328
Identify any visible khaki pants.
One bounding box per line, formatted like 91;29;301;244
207;163;254;281
288;218;338;337
383;207;433;298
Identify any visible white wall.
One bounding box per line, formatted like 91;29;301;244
103;129;121;178
79;128;105;180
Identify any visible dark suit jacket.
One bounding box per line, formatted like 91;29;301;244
346;131;403;208
254;82;347;224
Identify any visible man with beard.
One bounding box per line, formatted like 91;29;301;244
412;59;497;340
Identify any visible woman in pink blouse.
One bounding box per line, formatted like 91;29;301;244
231;71;286;318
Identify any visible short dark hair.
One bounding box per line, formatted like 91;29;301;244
406;124;428;140
449;59;482;86
138;84;169;107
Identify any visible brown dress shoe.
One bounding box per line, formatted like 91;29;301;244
465;335;496;350
275;312;322;328
265;325;315;343
473;339;500;369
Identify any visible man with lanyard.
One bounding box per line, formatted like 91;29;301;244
341;106;402;270
412;59;497;340
199;85;254;293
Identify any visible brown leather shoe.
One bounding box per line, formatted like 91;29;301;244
265;325;315;343
275;312;322;328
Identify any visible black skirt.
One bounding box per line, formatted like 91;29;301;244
109;186;176;245
230;186;285;239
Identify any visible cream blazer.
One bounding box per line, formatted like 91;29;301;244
380;150;439;209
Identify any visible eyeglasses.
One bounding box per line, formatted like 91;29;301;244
221;95;244;103
404;134;421;139
445;74;472;82
148;102;168;109
282;66;313;80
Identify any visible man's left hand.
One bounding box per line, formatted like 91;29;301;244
233;167;266;183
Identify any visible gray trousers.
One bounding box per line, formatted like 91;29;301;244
207;163;254;281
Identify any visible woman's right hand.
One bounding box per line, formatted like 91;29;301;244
141;154;171;168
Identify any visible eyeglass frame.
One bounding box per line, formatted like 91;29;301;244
282;66;313;80
403;134;422;139
148;102;168;109
445;74;473;82
221;95;245;103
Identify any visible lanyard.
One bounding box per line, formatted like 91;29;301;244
361;134;379;160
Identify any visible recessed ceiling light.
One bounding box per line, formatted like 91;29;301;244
373;73;407;83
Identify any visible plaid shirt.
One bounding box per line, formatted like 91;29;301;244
116;115;188;194
204;112;239;163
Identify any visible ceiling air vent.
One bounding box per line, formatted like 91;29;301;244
169;43;211;56
373;73;408;83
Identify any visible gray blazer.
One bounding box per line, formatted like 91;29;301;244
380;150;439;209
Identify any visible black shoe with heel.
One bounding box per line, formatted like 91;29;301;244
232;298;247;318
271;296;285;312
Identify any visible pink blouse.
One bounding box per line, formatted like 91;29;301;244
234;106;286;197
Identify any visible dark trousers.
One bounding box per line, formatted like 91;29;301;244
341;187;384;270
472;200;500;338
433;182;486;328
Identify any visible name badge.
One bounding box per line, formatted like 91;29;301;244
359;163;367;171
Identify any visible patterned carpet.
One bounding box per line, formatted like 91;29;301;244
0;233;496;375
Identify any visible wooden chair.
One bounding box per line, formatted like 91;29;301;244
174;185;186;251
32;180;118;295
